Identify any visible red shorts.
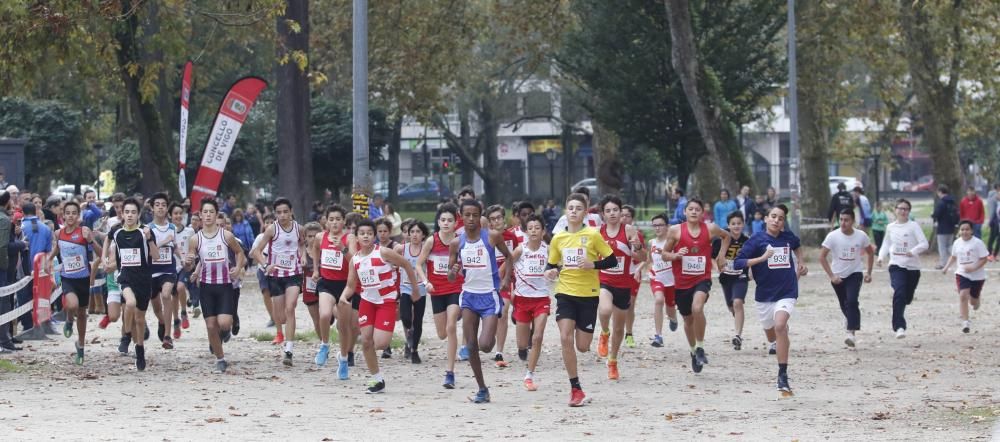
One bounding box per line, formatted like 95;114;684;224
358;298;397;332
649;281;676;307
500;288;511;300
512;296;551;323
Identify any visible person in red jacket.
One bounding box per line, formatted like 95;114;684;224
959;187;985;238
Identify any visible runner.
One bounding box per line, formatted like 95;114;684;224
620;205;644;348
545;193;617;407
595;195;644;380
171;203;196;333
187;212;203;318
183;198;246;373
251;213;276;328
338;219;420;394
819;209;875;347
301;222;324;348
47;201;99;364
250;198;305;366
341;212;364;368
660;199;731;373
395;220;428;364
641;213;678;348
219;214;243;337
310;205;355;375
104;197;159;371
374;217;399;359
712;211;751;351
941;220;989;334
733;204;807;397
447;199;512;403
148;193;178;349
510;214;551;391
876;198;928;338
552;187;603;232
96;193;126;330
485;204;519;368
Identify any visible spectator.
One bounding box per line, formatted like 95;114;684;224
369;194;385;220
959;186;985;238
713;189;738;226
81;189;102;229
44;197;62;229
309;200;324;222
222;194;237;216
18;202;52;331
736;185;757;225
827;182;855;224
669;188;688;225
383;203;403;242
6;186;21;220
754;194;769;215
0;191;13;351
871;201;889;250
245;204;261;237
542;199;560;233
852;187;872;229
0;173;8;190
231;209;255;254
932;185;959;269
989;190;1000;260
765;187;778;209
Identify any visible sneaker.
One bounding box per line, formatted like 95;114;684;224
523;378;538;391
669;319;678;332
74;342;84;365
494;353;509;368
337;357;349;380
143;325;150;341
403;344;411;359
315;344;330;367
690;352;703;373
98;315;110;329
366;379;386;394
161;336;174;350
518;348;529;361
283;351;293;367
934;264;944;270
625;334;636;348
347;351;355;367
173;319;182;339
845;333;856;348
651;335;664;348
411;350;422;364
118;335;131;355
265;319;274;328
271;332;285;345
695;347;709;365
221;330;231;343
135;346;146;371
962;320;971;334
895;328;906;339
63;319;73;338
597;332;609;358
732;335;743;351
568;387;586;407
157;323;165;342
607;360;620;380
458;345;470;361
777;373;793;396
193;307;201;318
232;315;241;336
768;342;777;355
443;371;456;389
471;387;490;404
213;360;229;374
181;313;190;330
381;348;392;359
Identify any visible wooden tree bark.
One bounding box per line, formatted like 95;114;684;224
276;0;314;219
593;122;622;197
387;117;402;202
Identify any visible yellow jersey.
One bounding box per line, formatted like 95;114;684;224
548;226;613;297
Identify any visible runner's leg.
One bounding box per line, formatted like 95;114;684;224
652;290;664;336
463;309;487;390
527;313;547;373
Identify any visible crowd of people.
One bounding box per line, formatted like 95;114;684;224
0;178;993;407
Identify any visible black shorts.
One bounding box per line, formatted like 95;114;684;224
600;284;632;310
555;294;599;333
268;275;303;297
317;278;347;300
175;269;194;290
61;277;91;308
119;274;153;311
719;275;748;308
675;280;712;317
956;275;985;299
200;283;237;317
431;293;461;315
153;274;176;297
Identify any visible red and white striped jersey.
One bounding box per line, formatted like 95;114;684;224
268;221;302;277
198;229;231;285
513;242;550;298
352;244;397;304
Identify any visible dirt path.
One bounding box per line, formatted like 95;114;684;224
1;254;997;440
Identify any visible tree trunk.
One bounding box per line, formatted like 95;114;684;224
593;122;622;196
478;98;501;202
276;0;314;219
457;102;475;188
898;0;963;195
387;117;402;203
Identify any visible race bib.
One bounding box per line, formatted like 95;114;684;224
205;245;225;263
959;251;974;265
358;265;380;289
524;256;546;277
602;256;625;275
837;247;857;262
153;246;172;265
681;255;706;275
321;249;344;270
305;276;317;291
461;246;487;269
120;248;141;267
277;253;296;270
431;255;450;275
64;254;85;272
722;259;741;275
767;246;791;269
652;256;670;273
892;241;909;256
562;247;585;269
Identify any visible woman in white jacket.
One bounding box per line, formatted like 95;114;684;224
876;198;929;339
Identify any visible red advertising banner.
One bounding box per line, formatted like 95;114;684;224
32;253;53;326
178;61;193;199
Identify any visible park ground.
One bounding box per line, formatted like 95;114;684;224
0;253;999;441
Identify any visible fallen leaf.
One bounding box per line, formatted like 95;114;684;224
205;417;225;423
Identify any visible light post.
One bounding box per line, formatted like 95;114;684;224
94;143;104;200
545;148;558;199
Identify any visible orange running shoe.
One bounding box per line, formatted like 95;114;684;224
98;315;110;329
607;360;620;380
524;378;538;391
568;387;586;407
597;332;609;358
272;332;285;345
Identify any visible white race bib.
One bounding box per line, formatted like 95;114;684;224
561;247;585;269
64;254;85;272
321;249;344;270
461;245;487;269
431;255;450;275
120;248;141;267
277;253;296;270
205;246;225;263
358;264;380;289
524;256;546;277
652;256;670;273
767;246;791;269
153;246;172;265
681;256;706;275
837;247;857;262
306;276;317;291
892;242;909;256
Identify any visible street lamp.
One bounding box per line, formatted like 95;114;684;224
93;143;104;200
545;148;558;199
871;143;884;204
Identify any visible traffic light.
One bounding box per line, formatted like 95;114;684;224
442;159;450;170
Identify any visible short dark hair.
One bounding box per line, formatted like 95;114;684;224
83;189;96;198
958;219;974;230
572;186;590;198
852;186;864;194
674;188;685;197
111;192;126;203
355;218;376;233
566;193;588;207
486;204;505;218
374;217;393;231
273;197;292;210
0;191;10;208
937;185;950;194
896;198;912;210
685;198;703;209
651;213;668;224
151;192;169;205
622;204;636;217
599;194;623;211
515;201;535;214
460;199;482;214
524;213;546;230
771;204;789;216
458;186;475;198
837;182;847;190
122;198;142;212
200;197;219;212
325;204;347;219
726;211;744;223
169;202;184;215
839;208;855;219
407;220;430;238
63;200;81;214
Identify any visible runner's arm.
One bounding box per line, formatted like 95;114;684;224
250;225;274;270
818;247;835;280
184;235;199;271
447;236;460;282
224;230;247;278
660;226;683;261
339;264;357;305
382;247;419;302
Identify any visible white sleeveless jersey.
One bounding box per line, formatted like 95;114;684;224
649;238;675;286
197;229;231;285
399;242;421;293
268;221;302;277
513;242;550;298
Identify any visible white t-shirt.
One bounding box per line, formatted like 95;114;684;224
821;228;870;278
951;236;989;281
553;213;603;233
252;233;269;271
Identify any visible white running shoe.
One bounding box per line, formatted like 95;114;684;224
844;333;856;348
895;328;906;339
961;320;971;334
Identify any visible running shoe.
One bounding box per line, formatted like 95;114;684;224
161;336;174;350
366;379;386;394
265;319;275;328
458;345;470;361
962;320;971;334
651;335;664;348
213;360;229;374
607;360;620;380
144;325;150;341
118;335;131;355
337;357;349;380
381;348;392;359
768;342;777;355
690;352;703;374
98;315;110;329
63;319;73;338
471;387;490;404
348;351;355;367
443;371;456;389
523;378;537;391
895;328;906;339
232;315;241;336
135;346;146;371
193;307;201;318
625;334;636;348
597;332;609;358
181;313;190;330
283;351;293;367
272;332;285;345
315;343;330;367
173;319;181;339
669;319;678;332
74;342;84;365
568;387;586;407
411;350;422;364
494;353;509;368
518;348;529;361
695;347;709;365
157;323;165;342
845;334;856;348
732;335;743;351
403;344;411;359
777;373;793;396
221;330;231;343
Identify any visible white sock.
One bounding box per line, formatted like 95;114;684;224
373;372;384;382
217;357;225;363
284;341;293;352
525;370;533;380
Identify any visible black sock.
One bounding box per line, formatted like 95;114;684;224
778;363;787;376
136;345;145;357
625;333;632;337
569;377;581;389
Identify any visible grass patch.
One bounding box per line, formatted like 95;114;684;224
252;326;407;348
0;359;22;373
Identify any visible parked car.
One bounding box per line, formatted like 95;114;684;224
373;181;406;197
571;178;599;198
398;180;450;201
53;184;97;200
903;175;934;192
828;176;860;195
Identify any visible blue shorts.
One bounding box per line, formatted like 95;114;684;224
460;291;503;318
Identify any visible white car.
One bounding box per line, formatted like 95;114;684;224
53;184;97;200
572;178;599;198
828;176;860;195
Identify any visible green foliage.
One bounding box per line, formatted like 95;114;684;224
108;139;141;195
0;97;93;192
307;98;390;195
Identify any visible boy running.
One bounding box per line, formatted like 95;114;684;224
819;209;874;347
47;201;99;364
640;213;678;348
251;198;305;366
415;204;464;389
595;195;644;380
511;214;551;390
712;212;751;351
941;220;989;333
